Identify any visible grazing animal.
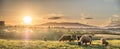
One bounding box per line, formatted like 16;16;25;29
87;34;92;39
78;35;92;45
71;34;77;41
59;34;80;42
59;34;72;42
77;35;82;40
101;38;109;46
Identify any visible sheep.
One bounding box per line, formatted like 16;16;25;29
59;34;80;42
58;34;72;42
71;34;77;41
78;35;92;45
101;38;109;46
77;35;82;40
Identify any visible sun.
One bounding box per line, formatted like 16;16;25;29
23;16;32;25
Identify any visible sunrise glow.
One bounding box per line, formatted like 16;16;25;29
23;16;32;25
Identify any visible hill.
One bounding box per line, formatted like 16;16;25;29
41;22;95;27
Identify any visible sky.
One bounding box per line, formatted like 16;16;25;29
0;0;120;26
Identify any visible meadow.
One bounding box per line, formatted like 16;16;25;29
0;40;120;49
0;27;120;49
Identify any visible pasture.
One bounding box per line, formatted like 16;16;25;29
0;40;119;49
0;27;120;49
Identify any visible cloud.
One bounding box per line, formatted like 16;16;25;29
48;17;61;20
84;17;93;19
43;13;64;20
112;14;119;17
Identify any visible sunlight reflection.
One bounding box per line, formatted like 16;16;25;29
24;28;31;46
24;28;30;40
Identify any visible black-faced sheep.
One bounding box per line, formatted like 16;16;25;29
77;35;82;40
101;38;109;46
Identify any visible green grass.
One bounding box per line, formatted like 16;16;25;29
0;40;120;49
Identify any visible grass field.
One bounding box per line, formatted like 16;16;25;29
0;40;120;49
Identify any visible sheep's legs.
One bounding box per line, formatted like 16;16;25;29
90;42;91;45
85;43;87;45
78;42;82;45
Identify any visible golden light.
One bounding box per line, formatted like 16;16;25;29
23;16;32;25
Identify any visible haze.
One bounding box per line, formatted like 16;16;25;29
0;0;120;26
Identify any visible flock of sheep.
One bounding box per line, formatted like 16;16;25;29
59;34;108;46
